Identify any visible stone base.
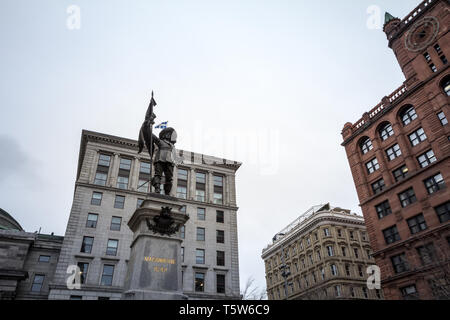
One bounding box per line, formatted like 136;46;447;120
123;289;188;300
122;194;190;301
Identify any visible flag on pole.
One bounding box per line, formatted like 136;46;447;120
155;121;168;129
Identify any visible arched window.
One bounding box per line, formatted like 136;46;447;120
379;122;394;141
441;76;450;96
399;105;417;126
360;137;373;155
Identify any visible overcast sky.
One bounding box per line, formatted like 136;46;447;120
0;0;420;294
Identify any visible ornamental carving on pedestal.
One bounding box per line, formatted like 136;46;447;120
146;207;183;236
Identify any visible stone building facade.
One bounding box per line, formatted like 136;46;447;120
47;130;242;300
0;209;63;300
261;204;383;300
341;0;450;299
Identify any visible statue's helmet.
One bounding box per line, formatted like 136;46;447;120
159;127;177;144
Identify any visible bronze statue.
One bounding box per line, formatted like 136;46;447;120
138;92;179;195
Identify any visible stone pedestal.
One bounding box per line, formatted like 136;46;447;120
122;194;189;300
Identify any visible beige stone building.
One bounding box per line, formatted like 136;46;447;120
261;204;384;300
46;129;242;300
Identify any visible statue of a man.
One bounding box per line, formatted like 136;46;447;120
138;92;181;196
150;128;178;195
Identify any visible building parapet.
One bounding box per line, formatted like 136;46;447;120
262;204;364;256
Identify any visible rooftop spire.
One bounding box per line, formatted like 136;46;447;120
384;12;397;25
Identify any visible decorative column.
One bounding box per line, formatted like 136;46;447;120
108;153;120;188
88;150;100;184
189;168;196;201
171;167;178;198
207;171;214;203
130;158;141;191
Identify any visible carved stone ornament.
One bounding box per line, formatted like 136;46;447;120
146;207;181;236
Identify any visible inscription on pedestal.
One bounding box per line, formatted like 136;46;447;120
139;238;178;291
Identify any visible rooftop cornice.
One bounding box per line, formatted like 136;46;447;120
342;64;449;146
81;129;242;170
261;211;365;258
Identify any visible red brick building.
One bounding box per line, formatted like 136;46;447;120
341;0;450;300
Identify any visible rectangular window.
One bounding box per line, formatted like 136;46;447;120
424;52;431;62
216;211;224;223
138;161;151;193
216;274;225;294
363;287;368;299
401;285;418;300
38;255;50;263
371;179;385;195
407;214;427;234
440;55;448;64
196;227;205;241
195;172;206;202
81;236;94;254
391;253;409;274
393;165;409;182
354;248;359;258
77;262;89;284
197;208;206;221
213;175;224;205
110;216;122;231
106;239;118;256
438;111;448;126
195;272;205;292
417;150;437;168
331;264;338;276
181;247;184;262
176;168;188;199
216;230;225;244
114;195;125;209
94;154;111;186
196;249;205;264
180;225;185;239
435;201;450;223
326;246;334;257
342;247;347;257
345;265;351;276
424;173;446;194
31;274;44;292
91;192;102;206
86;213;98;228
408;128;427;146
416;243;436;265
434;44;442;54
101;265;114;286
217;251;225;266
383;225;401;244
366;158;380;174
323;228;330;237
117;158;132;189
386;144;402;161
430;63;437;72
398;188;417;208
